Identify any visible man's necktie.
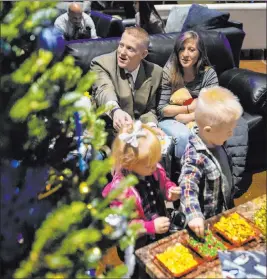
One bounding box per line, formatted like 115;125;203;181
126;73;135;96
73;26;80;40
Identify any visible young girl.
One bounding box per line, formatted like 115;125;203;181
102;120;180;277
103;120;180;237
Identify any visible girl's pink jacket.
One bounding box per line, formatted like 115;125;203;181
102;164;177;234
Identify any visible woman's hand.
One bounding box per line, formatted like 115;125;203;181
154;217;170;234
175;112;195;124
188;98;197;113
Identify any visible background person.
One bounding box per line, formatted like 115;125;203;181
54;2;97;40
133;1;165;34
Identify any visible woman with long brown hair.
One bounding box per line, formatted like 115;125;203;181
157;30;218;160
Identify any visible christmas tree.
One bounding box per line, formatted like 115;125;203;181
0;1;139;278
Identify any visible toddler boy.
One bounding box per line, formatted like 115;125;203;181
179;86;243;238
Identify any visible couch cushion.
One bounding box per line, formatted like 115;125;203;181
65;37;120;73
182;4;230;32
146;33;177;68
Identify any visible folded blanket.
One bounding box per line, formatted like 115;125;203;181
182;4;230;32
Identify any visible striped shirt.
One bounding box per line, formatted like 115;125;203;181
157;62;218;118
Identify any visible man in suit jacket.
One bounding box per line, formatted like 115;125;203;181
91;26;164;146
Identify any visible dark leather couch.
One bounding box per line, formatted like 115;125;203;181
87;12;244;67
64;28;267;180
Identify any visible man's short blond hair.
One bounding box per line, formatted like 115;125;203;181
124;26;150;49
195;86;243;127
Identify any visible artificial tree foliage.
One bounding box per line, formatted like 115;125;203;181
0;1;139;278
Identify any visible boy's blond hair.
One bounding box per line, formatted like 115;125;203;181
195;86;243;127
124;26;150;49
112;123;161;171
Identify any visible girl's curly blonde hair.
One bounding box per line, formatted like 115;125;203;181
112;123;162;171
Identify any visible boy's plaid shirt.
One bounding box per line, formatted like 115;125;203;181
179;128;232;222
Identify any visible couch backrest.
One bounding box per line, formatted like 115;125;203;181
64;30;236;77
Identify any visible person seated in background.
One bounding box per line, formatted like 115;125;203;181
54;2;97;40
133;1;165;34
179;86;243;239
91;26;165;151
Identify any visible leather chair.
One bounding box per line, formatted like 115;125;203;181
64;29;267;180
220;69;267;173
90;11;124;38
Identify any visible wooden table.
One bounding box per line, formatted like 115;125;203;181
135;195;266;279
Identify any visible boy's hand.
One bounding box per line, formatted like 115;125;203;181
168;186;181;201
188;217;205;238
154;217;170;234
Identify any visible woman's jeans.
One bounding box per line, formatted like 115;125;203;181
159;119;190;160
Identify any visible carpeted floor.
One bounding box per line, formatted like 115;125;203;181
235;171;266;206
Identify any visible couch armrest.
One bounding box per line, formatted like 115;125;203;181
91;10;124;38
225;20;243;30
213;27;245;68
122;18;136;29
219;68;267;115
